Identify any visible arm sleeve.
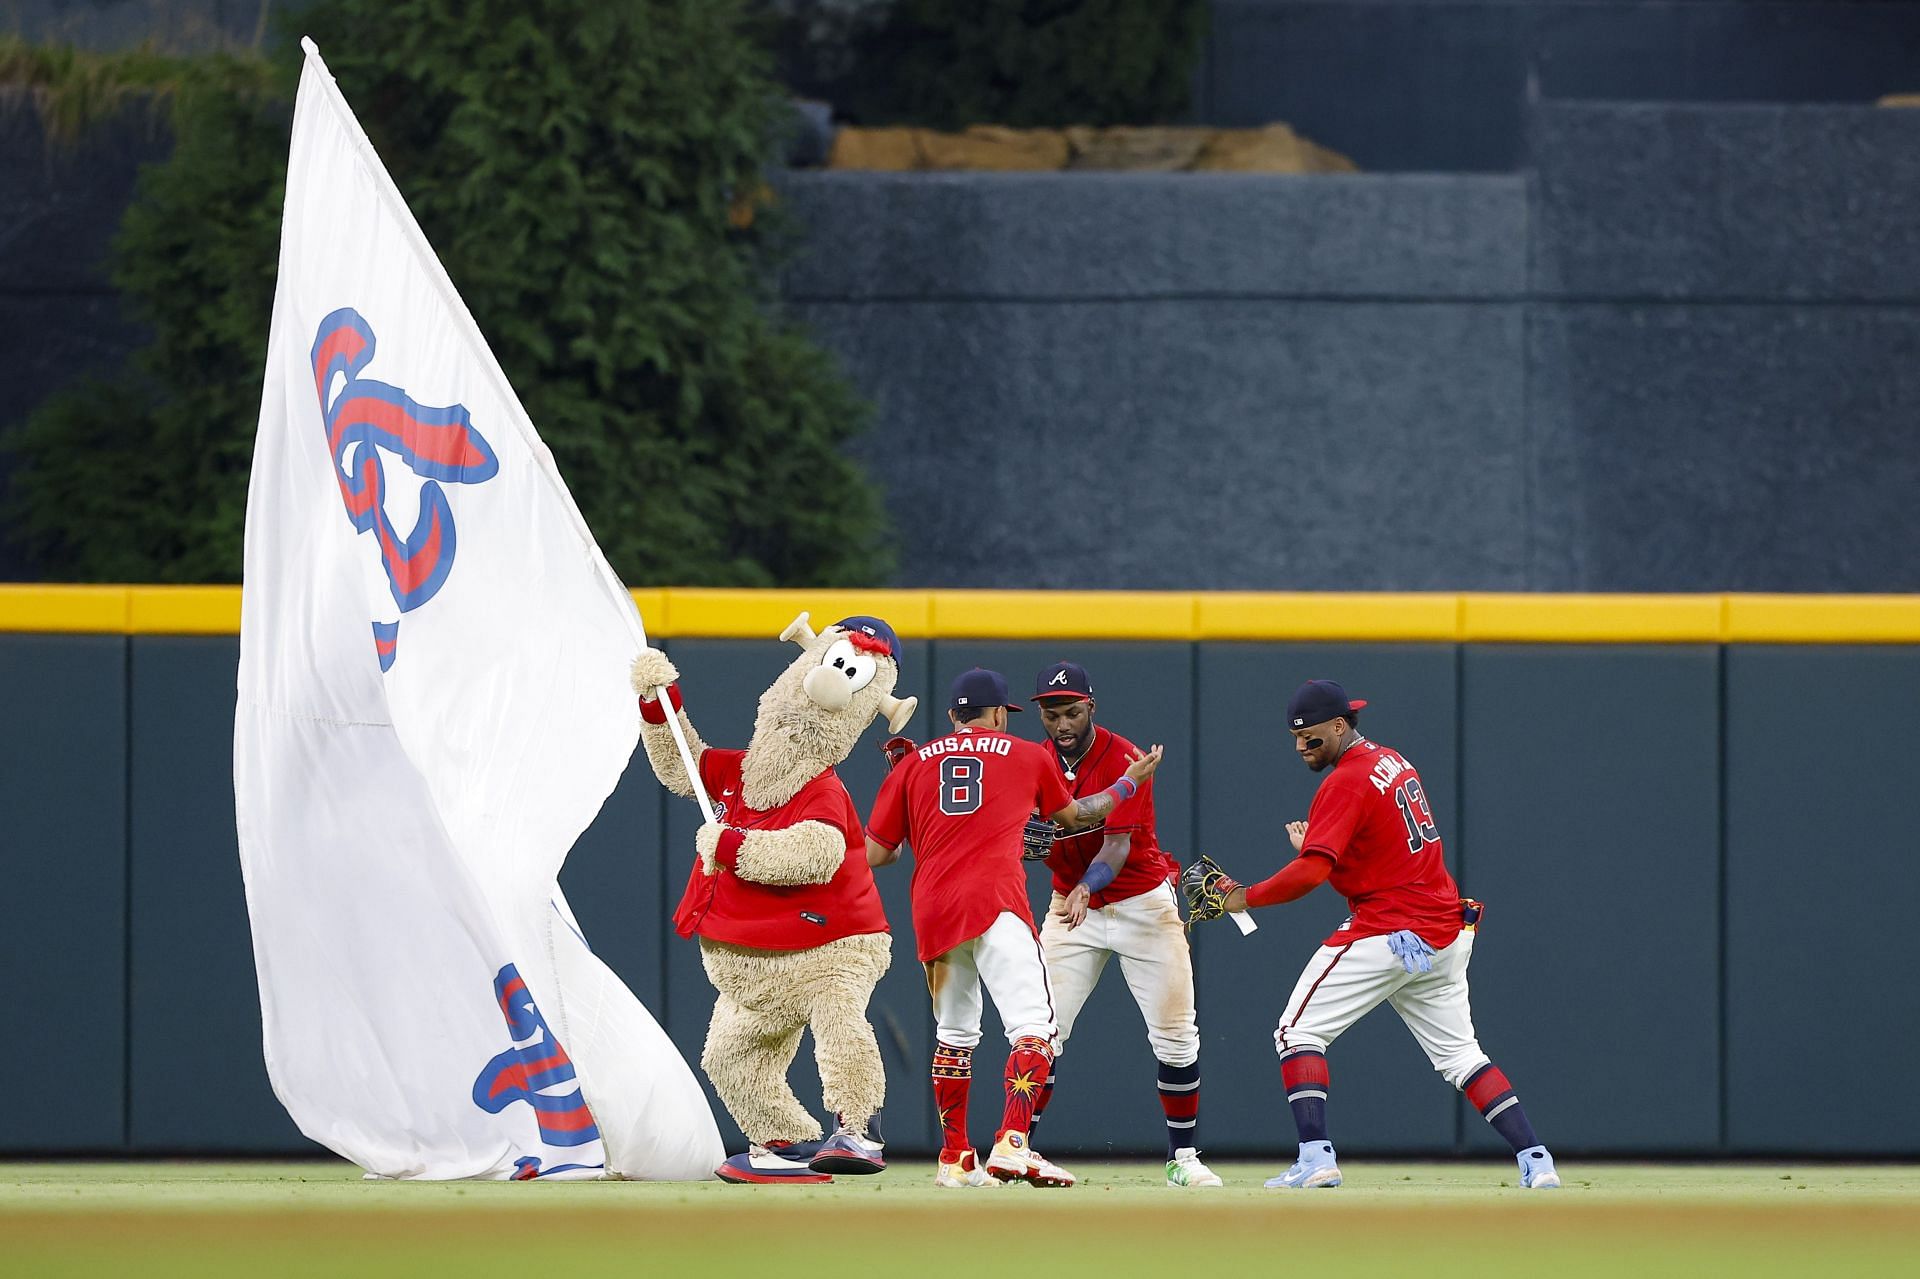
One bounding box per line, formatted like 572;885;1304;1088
867;763;908;850
1244;851;1335;908
1105;773;1150;831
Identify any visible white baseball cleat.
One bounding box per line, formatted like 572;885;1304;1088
934;1148;996;1188
985;1130;1076;1187
1265;1141;1342;1189
1518;1147;1560;1189
1166;1147;1223;1188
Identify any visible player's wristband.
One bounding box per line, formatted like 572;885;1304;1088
714;826;745;871
638;682;684;724
1078;861;1117;895
1099;775;1138;807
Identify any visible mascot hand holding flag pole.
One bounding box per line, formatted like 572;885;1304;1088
236;38;721;1180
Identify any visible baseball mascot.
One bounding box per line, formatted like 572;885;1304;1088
629;614;915;1183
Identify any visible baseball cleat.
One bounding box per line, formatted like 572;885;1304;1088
1166;1147;1223;1188
934;1148;996;1188
1265;1141;1342;1189
714;1143;834;1185
985;1130;1076;1187
1518;1146;1560;1189
809;1126;886;1175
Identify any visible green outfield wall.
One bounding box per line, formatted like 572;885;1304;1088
4;587;1915;1159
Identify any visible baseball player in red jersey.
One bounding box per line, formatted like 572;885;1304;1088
1021;661;1220;1188
866;667;1163;1189
1203;680;1559;1190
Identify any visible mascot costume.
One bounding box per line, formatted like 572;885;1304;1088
630;614;914;1183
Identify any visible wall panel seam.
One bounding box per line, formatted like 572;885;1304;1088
121;634;133;1152
1715;644;1730;1153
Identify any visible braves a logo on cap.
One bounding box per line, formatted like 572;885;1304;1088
311;308;499;672
472;964;601;1149
1048;670;1070;687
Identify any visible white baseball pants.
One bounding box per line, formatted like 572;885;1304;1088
925;911;1058;1051
1040;881;1199;1067
1273;930;1489;1087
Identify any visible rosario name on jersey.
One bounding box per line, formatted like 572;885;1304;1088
868;728;1073;962
1301;738;1464;950
1046;724;1179;908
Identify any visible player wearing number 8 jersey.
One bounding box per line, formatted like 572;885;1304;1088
867;668;1163;1188
1215;680;1559;1191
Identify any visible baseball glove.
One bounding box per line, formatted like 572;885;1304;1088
881;735;917;772
1022;812;1060;861
1179;855;1244;928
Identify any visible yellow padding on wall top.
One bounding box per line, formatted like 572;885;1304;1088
1724;594;1920;643
1196;592;1461;640
5;584;1920;643
0;584;131;632
653;589;935;639
929;591;1198;640
128;587;244;634
1458;594;1729;643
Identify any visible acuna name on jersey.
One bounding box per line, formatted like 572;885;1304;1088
1368;751;1410;794
918;736;1015;762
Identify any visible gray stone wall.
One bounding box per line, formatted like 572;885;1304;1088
781;101;1920;591
9;91;1920;591
1526;102;1920;592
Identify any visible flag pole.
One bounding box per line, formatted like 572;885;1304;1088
628;606;719;823
654;681;718;822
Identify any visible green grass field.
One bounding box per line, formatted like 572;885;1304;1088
4;1160;1917;1278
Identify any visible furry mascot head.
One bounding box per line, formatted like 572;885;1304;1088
738;613;916;811
628;612;913;1181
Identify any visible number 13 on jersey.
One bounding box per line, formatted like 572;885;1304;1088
1394;777;1440;852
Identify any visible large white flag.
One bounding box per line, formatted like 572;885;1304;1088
235;39;721;1180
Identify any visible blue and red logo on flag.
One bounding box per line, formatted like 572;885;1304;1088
311;308;498;671
472;964;603;1154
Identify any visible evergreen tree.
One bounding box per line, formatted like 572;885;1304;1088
3;3;889;586
835;0;1210;130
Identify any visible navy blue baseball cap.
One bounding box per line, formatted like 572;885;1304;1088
950;667;1023;712
1032;661;1094;702
834;615;900;661
1287;679;1368;730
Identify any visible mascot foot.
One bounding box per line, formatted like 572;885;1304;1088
715;1144;834;1185
809;1127;886;1175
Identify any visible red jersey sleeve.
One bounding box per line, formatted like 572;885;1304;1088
1089;731;1152;830
696;747;731;799
1301;774;1365;862
786;774;861;843
868;760;910;849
